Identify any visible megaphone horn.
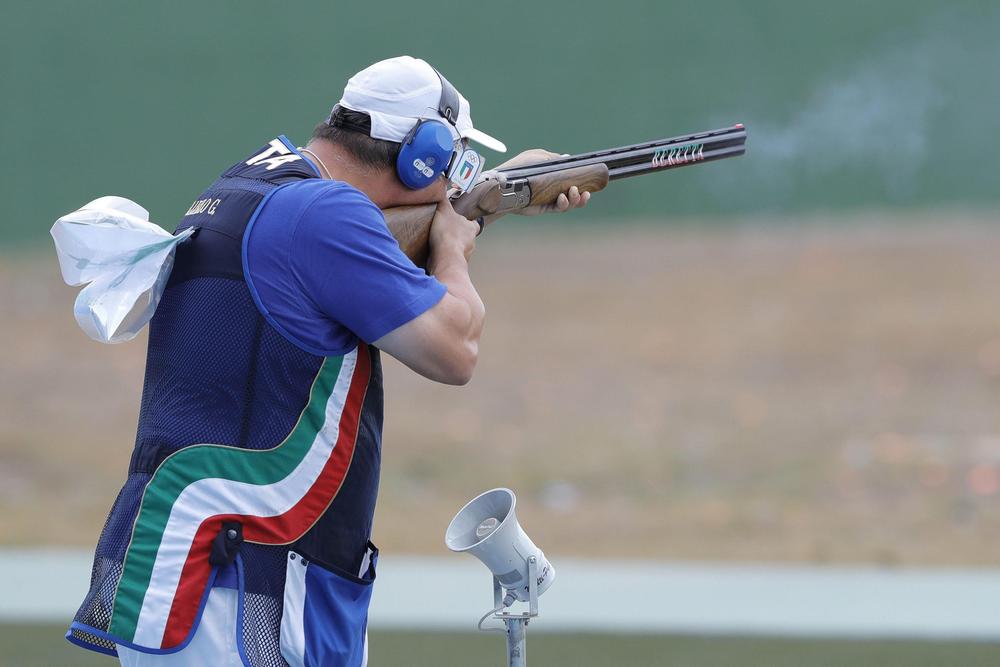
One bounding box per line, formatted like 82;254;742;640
445;488;554;602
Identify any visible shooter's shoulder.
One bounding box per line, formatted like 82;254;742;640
266;179;383;228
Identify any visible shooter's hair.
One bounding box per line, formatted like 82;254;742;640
311;106;400;173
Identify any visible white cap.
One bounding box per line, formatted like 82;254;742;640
337;56;506;153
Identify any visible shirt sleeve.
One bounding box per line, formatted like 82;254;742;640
288;184;447;344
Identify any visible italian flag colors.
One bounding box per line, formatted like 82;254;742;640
108;346;370;649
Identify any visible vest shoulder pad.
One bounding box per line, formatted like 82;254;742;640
223;136;318;184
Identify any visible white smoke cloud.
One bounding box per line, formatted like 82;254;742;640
757;51;943;195
705;9;1000;207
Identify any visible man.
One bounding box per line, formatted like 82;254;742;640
66;56;588;666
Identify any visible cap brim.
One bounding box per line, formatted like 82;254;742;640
461;127;506;153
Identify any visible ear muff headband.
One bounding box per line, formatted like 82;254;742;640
435;69;460;127
396;68;464;190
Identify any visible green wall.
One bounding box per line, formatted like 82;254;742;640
3;1;998;244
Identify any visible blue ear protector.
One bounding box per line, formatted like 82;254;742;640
396;70;463;190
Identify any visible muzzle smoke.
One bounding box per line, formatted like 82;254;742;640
704;10;1000;209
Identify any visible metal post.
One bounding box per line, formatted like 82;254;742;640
486;557;540;667
503;556;538;667
504;617;528;667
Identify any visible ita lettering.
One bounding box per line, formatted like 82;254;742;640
246;139;302;171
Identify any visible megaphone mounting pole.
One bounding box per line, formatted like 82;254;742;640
483;555;539;667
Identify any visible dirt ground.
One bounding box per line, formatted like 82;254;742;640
3;214;1000;565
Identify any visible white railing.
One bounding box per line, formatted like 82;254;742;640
4;549;999;639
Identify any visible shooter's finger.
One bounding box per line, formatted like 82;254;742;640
566;186;582;209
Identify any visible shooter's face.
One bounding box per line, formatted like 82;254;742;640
380;171;449;208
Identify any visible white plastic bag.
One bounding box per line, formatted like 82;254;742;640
50;196;194;343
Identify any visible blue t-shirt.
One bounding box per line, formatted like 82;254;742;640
243;178;446;356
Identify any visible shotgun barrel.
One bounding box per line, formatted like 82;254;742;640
496;124;747;181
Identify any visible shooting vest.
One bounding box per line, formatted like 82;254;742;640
69;137;382;667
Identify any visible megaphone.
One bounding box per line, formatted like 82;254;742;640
445;488;554;602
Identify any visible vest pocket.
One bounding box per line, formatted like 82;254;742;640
279;546;376;667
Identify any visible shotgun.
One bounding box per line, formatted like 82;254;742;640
384;124;747;265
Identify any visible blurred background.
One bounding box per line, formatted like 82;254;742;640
2;1;1000;665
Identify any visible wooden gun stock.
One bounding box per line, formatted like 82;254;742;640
382;202;437;267
383;162;610;267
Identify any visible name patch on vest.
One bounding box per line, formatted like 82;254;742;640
184;198;221;216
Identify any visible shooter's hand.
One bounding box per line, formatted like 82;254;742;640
428;195;479;264
479;149;592;222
